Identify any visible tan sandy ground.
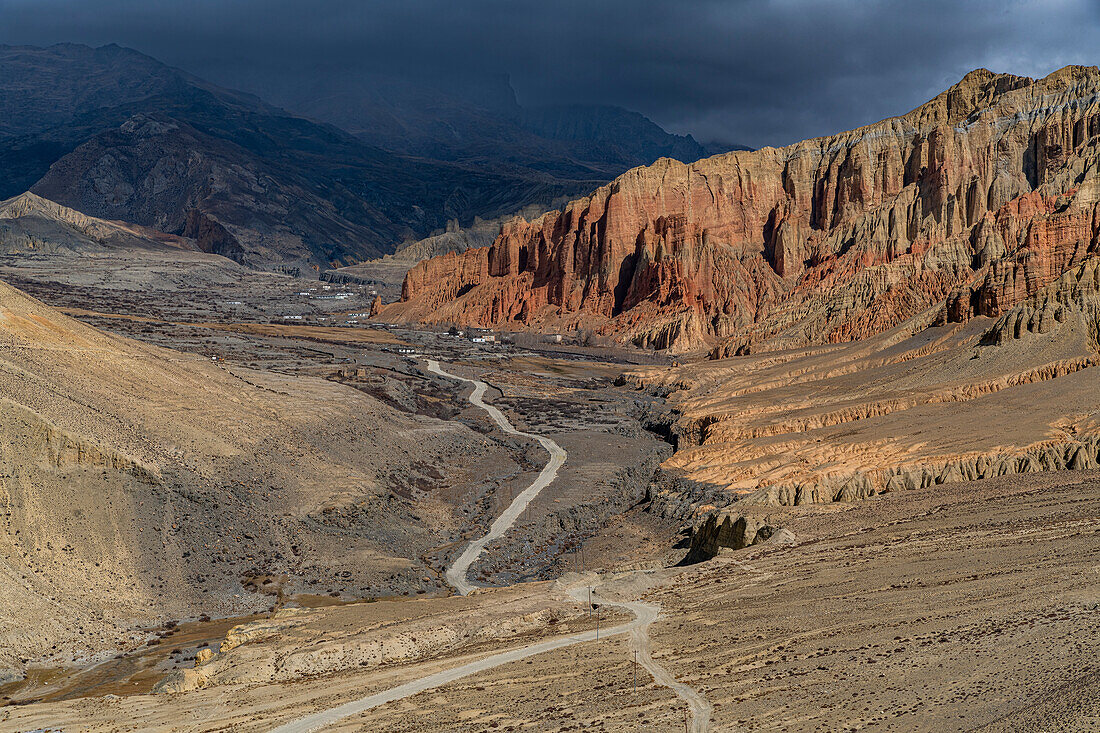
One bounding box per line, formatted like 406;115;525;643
4;469;1098;732
626;309;1100;505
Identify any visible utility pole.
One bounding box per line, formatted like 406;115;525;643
633;649;638;693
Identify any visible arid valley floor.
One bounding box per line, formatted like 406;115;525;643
0;245;1098;732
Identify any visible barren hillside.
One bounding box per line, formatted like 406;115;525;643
0;280;507;679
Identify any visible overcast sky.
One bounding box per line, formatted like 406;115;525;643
1;0;1098;148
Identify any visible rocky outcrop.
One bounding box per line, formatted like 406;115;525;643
0;398;158;480
982;257;1100;348
643;469;737;525
182;209;245;263
388;66;1100;354
153;599;583;693
320;270;383;286
743;436;1100;508
684;511;780;562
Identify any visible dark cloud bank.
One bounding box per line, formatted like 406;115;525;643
1;0;1098;148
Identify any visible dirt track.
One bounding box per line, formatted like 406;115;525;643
428;359;568;595
253;359;707;732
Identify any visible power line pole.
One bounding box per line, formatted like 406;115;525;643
633;649;638;693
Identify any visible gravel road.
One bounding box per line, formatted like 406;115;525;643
269;360;710;732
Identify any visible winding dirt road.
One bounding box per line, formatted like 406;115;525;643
269;360;710;732
427;358;567;595
568;582;714;733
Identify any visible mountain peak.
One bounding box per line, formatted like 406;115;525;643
909;65;1100;128
1040;63;1100;88
910;68;1033;126
0;191;80;222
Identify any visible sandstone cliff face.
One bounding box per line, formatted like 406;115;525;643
388;66;1100;353
621;252;1100;513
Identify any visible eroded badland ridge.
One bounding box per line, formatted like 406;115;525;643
387;66;1100;356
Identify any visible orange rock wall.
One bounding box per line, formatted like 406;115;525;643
391;66;1100;354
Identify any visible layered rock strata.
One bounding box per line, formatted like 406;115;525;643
386;66;1100;354
624;260;1100;510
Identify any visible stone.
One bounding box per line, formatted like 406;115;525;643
685;511;779;561
153;668;208;694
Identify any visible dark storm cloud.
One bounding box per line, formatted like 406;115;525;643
1;0;1098;147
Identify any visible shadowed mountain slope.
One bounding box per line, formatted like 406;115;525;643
246;71;746;178
1;44;735;268
0;44;588;265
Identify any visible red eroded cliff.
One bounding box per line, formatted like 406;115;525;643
383;66;1100;354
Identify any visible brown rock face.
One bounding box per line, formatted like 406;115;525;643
386;66;1100;354
182;209;245;262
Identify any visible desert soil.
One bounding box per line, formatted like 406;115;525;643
4;469;1098;731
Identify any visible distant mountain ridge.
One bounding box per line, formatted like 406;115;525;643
228;69;748;187
321;198;573;296
0;190;198;255
0;44;742;267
